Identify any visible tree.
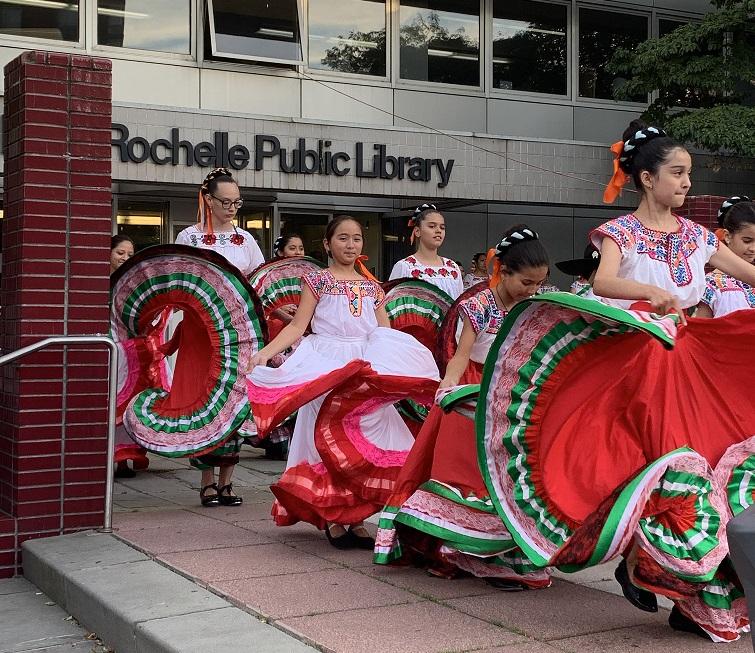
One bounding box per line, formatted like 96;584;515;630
609;0;755;157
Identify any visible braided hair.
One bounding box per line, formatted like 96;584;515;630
495;225;549;271
718;196;753;229
197;167;237;234
619;120;686;190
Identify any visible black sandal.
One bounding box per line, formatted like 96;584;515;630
614;559;658;612
200;483;219;507
347;525;375;550
217;483;243;506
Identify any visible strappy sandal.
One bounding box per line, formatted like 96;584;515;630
200;483;219;507
217;483;243;506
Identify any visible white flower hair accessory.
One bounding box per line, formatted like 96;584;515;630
717;196;751;227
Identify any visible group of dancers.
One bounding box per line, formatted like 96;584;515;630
110;119;755;643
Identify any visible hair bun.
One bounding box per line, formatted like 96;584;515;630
718;195;752;227
495;227;539;255
619;126;668;174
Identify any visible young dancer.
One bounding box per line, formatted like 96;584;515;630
697;197;755;318
375;225;551;589
463;252;489;288
390;204;464;299
593;121;755;637
248;216;439;549
274;233;305;259
175;168;265;507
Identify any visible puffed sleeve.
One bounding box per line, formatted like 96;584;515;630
389;259;408;281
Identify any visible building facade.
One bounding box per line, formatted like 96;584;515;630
0;0;751;285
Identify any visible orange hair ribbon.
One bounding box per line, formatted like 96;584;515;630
486;248;501;290
603;140;630;205
355;255;380;282
197;190;215;236
715;227;727;243
407;218;416;245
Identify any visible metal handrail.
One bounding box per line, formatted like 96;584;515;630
0;335;117;533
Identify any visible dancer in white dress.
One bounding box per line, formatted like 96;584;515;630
697;197;755;318
174;168;264;508
389;203;464;299
249;216;440;549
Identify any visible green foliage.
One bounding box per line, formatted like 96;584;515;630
609;0;755;157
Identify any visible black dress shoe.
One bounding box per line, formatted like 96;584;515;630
217;483;243;506
325;525;354;549
347;526;375;550
614;559;658;612
484;577;528;591
200;483;220;507
669;606;709;639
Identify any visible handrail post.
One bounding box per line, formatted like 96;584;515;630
0;335;118;534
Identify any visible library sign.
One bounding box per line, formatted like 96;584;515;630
111;123;455;188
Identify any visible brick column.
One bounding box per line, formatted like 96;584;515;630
680;195;726;232
0;51;112;577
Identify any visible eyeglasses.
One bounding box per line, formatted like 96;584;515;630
209;194;243;210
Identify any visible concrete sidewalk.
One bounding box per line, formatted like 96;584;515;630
0;576;109;653
24;451;754;653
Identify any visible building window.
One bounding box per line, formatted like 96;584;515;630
96;0;191;54
492;0;567;95
308;0;386;76
399;0;480;87
578;8;647;101
117;201;165;251
0;0;79;42
208;0;303;65
658;18;686;38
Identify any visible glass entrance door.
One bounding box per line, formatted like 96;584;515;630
279;212;330;263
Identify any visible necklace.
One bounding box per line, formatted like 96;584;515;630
491;285;512;313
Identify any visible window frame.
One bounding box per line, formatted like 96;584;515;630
90;0;197;62
0;0;85;50
206;0;305;66
303;0;391;83
487;0;571;101
394;0;485;92
574;2;650;107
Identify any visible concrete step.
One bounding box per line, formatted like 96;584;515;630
22;531;316;653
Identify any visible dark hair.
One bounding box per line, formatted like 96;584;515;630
410;203;443;230
473;252;486;262
722;201;755;234
201;167;236;195
111;234;134;251
620;120;686;191
274;233;303;255
495;224;549;273
325;215;362;245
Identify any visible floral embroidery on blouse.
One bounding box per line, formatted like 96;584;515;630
595;215;718;288
702;271;755;309
459;288;506;335
188;231;245;247
303;270;385;317
405;256;460;280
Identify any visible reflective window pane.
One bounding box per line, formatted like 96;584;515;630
308;0;386;76
579;8;647;101
209;0;302;64
658;18;685;38
97;0;190;54
400;0;480;86
492;0;567;95
0;0;79;42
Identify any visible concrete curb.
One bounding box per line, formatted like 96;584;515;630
22;531;315;653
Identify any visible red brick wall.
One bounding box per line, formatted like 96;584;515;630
0;51;112;577
681;195;726;232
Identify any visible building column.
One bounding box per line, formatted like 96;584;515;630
0;51;112;577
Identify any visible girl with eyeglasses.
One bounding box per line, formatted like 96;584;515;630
174;168;265;508
175;167;264;277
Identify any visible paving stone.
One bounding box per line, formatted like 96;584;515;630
116;520;272;554
160;543;336;582
113;509;217;532
442;579;667;641
0;577;34;595
280;600;526;653
213;568;419;619
234;518;324;543
185;501;275;523
286;535;382;568
364;563;502;600
552;622;753;652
